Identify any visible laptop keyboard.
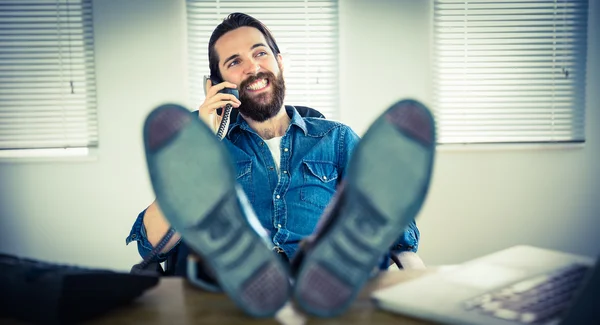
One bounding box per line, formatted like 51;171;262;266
463;263;590;324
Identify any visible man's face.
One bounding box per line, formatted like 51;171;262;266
215;26;285;122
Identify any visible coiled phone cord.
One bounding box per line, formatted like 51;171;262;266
130;227;177;274
216;104;233;140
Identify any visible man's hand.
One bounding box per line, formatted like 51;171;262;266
198;79;241;130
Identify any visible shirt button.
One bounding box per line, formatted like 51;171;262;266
283;170;287;174
283;148;288;152
277;224;282;228
276;195;280;199
323;176;327;180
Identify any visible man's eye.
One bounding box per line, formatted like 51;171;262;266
228;60;240;68
256;51;267;57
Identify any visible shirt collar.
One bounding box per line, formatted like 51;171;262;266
228;105;308;138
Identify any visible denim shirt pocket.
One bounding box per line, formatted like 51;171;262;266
300;160;338;209
235;160;254;203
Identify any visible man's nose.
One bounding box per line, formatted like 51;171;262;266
243;58;261;75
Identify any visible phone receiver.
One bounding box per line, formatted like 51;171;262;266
203;75;239;140
203;75;239;99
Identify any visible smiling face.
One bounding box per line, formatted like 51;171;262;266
214;26;286;122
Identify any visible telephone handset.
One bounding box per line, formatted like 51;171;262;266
203;75;239;140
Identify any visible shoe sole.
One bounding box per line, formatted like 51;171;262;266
293;99;436;317
143;104;291;317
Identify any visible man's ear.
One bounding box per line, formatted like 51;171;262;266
277;53;284;72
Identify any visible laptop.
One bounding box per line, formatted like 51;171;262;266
371;245;600;325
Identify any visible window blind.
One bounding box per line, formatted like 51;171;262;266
186;0;339;119
0;0;98;152
433;0;588;144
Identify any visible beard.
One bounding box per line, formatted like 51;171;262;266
237;69;286;123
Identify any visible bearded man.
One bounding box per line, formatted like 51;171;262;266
127;12;432;318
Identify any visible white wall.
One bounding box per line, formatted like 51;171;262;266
339;0;600;265
0;0;598;270
0;0;188;270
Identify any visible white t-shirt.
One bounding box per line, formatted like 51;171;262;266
264;136;283;176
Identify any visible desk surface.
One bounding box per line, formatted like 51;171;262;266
2;269;439;325
86;269;437;325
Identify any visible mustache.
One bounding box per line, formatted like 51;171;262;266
240;71;276;90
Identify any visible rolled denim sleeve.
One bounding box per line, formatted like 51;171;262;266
125;208;177;263
391;219;420;253
378;219;420;270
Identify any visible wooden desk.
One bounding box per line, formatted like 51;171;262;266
83;269;438;325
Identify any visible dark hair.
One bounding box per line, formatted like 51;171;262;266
208;13;281;82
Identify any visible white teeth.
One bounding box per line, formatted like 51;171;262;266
246;79;267;90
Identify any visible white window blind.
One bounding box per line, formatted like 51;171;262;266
186;0;339;119
0;0;98;153
433;0;588;144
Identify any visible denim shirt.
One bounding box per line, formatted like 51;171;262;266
223;105;361;258
126;105;420;269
